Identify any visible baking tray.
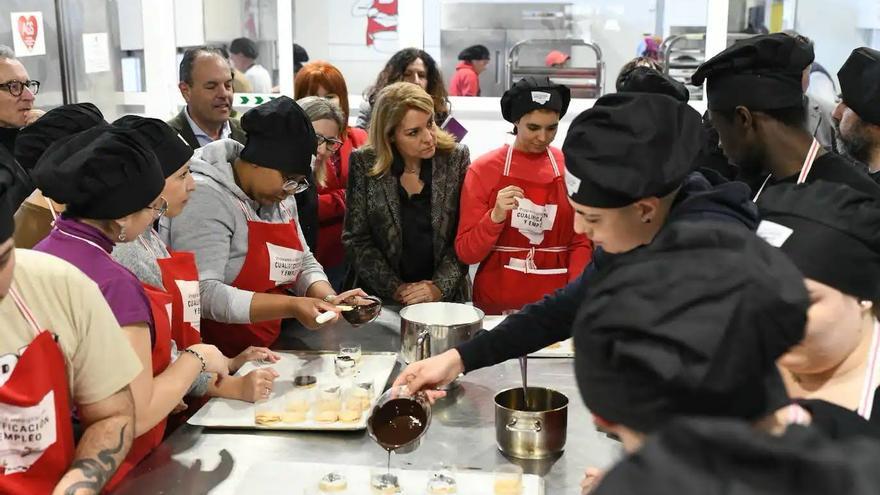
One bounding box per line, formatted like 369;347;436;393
238;461;545;494
483;316;574;358
187;351;398;431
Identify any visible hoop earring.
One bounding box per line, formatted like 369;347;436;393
118;225;127;242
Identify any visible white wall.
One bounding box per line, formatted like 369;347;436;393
795;0;871;84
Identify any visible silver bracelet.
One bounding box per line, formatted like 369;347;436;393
183;348;207;373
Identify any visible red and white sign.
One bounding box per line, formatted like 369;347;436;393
9;12;46;57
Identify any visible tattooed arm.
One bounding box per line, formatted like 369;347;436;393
52;386;136;495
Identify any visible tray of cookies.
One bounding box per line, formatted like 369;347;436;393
187;350;399;431
238;461;545;494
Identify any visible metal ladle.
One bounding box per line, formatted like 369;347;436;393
519;356;530;411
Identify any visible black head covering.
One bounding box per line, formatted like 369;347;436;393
458;44;490;61
293;43;309;73
574;220;808;432
616;66;690;102
593;417;880;495
114;115;193;177
563;92;703;207
0;166;14;242
691;33;814;111
240;96;317;176
14;103;106;172
500;76;571;124
838;47;880;126
31;126;164;220
757;180;880;301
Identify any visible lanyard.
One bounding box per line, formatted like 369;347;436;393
858;319;880;418
752;138;821;202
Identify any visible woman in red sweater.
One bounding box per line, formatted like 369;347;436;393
456;76;592;315
295;62;368;289
449;45;490;97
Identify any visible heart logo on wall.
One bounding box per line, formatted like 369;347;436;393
17;15;38;50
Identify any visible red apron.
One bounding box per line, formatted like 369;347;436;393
103;284;172;492
0;287;75;494
139;232;202;349
473;146;575;315
200;200;305;357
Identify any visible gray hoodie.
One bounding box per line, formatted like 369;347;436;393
160;139;327;324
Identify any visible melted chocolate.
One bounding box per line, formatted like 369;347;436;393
369;398;427;451
341;297;381;325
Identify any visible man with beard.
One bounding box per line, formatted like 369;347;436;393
692;34;880;201
834;47;880;183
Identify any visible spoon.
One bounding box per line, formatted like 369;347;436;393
519;356;530;411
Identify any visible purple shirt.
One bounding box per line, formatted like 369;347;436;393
34;217;154;333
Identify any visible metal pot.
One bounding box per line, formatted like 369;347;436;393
399;303;484;364
494;387;568;460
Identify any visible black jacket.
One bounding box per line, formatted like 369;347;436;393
0;128;34;211
456;170;759;372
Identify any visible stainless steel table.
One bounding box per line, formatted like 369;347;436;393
114;308;622;494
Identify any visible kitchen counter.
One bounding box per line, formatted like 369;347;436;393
113;307;623;494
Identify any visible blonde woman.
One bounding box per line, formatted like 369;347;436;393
342;82;470;305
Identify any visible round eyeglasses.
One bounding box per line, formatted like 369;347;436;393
0;80;40;97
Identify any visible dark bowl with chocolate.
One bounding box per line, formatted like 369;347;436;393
340;295;382;326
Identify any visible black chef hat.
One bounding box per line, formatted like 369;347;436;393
14;103;106;172
563;92;702;207
593;417;880;495
114;115;193;177
616;66;690;102
573;220;808;432
757;180;880;301
458;44;490;61
0;167;14;242
500;76;571;124
839;47;880;126
691;33;814;111
32;126;164;220
240;96;317;176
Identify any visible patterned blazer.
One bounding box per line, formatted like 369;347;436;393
342;144;471;302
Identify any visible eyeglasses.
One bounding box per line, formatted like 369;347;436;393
0;80;40;97
282;177;310;195
316;134;343;153
146;197;169;219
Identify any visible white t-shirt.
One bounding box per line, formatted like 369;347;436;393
0;250;142;405
245;64;273;93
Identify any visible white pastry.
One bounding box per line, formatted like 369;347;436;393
315;410;338;422
338;408;361;422
286;399;310;412
254;412;282;426
318;472;348;492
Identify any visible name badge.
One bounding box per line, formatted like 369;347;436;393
267;242;304;286
756;220;793;248
175;280;201;330
511;198;558;245
0;391;58;474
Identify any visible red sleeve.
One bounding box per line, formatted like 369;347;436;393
455;149;506;264
317;187;345;223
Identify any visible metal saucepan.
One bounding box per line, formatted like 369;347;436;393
399;302;484;364
494;387;568;460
